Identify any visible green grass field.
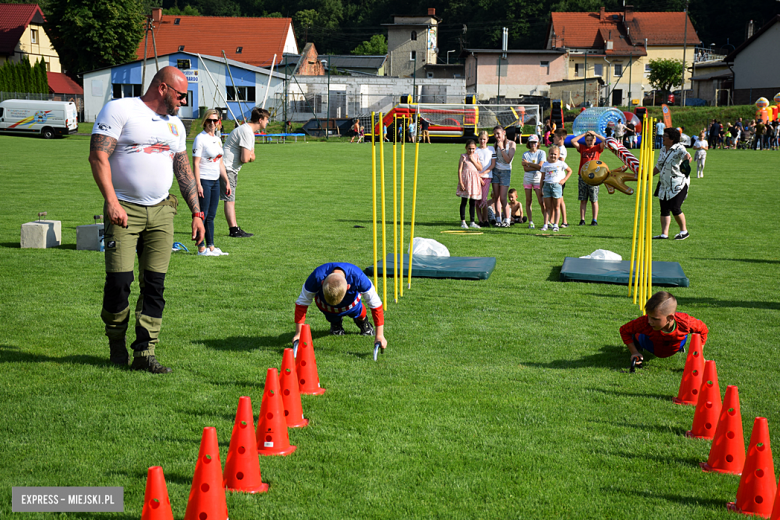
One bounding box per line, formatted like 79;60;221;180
1;134;779;519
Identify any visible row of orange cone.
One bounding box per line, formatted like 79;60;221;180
140;325;325;519
673;333;779;518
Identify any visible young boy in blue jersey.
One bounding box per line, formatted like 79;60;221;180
293;262;387;350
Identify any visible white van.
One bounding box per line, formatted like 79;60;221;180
0;99;79;138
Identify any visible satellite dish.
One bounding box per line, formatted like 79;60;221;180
434;47;439;54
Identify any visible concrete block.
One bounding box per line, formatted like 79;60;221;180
77;223;105;251
21;220;61;249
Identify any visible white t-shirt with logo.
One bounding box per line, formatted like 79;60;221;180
222;123;255;173
92;97;186;206
192;131;224;181
541;160;567;184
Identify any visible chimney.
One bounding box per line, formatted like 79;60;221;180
624;5;634;23
151;7;162;23
599;7;606;21
428;8;435;16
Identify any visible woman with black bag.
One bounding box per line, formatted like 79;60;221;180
653;127;692;241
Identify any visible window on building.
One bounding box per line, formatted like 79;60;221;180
174;18;181;25
410;50;416;61
540;61;550;75
645;64;652;74
178;45;185;52
614;64;623;76
593;63;603;77
226;86;257;102
574;63;581;77
496;58;507;77
411;31;417;41
30;29;38;44
176;59;191;70
427;71;434;78
45;61;49;71
236;47;243;54
112;84;142;99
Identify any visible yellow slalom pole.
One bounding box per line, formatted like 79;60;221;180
629;135;644;301
644;118;655;311
393;114;398;304
639;116;652;311
400;116;406;298
634;139;647;306
380;112;387;308
371;112;378;288
408;131;420;290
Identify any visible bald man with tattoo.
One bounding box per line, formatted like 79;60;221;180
89;66;205;373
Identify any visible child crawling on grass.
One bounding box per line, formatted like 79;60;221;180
619;291;708;367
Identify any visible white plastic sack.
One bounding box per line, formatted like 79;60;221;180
409;237;450;257
580;249;622;261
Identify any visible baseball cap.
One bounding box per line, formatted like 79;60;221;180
527;134;539;142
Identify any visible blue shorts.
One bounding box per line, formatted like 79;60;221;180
491;168;511;187
543;182;563;198
321;301;366;323
634;333;688;356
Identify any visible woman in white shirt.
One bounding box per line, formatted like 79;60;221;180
193;109;231;256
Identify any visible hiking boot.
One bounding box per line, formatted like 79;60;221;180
354;317;375;336
109;338;128;366
229;227;254;237
330;321;346;336
131;355;172;374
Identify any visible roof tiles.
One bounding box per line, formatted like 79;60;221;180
0;3;45;55
135;15;293;67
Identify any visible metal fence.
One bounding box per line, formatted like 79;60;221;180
276;91;468;124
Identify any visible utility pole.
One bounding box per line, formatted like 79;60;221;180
680;0;689;107
497;27;507;102
584;51;588;106
628;50;632;108
321;56;331;139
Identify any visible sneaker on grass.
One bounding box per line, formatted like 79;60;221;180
528;221;535;229
653;234;668;240
470;222;481;229
461;221;469;229
540;224;550;231
674;231;690;240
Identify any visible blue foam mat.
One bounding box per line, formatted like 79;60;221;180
559;257;689;286
366;254;496;280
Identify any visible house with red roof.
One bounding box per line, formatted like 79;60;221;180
0;3;61;72
546;6;700;106
135;9;298;68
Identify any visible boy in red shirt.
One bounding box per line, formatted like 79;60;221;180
620;291;708;367
571;130;607;226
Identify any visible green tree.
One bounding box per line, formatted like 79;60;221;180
37;58;49;94
163;5;201;15
351;34;387;55
647;58;684;94
45;0;145;75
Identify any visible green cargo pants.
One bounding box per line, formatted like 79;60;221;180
101;195;177;357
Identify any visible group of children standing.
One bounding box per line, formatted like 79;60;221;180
456;126;607;231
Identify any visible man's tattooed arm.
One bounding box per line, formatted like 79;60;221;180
173;151;201;213
89;134;117;156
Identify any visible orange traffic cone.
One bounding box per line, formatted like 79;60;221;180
727;417;776;517
256;368;296;456
701;385;746;475
673;333;704;405
184;427;229;520
686;360;722;440
223;396;269;493
141;466;173;520
770;478;780;520
280;348;309;427
296;324;326;396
